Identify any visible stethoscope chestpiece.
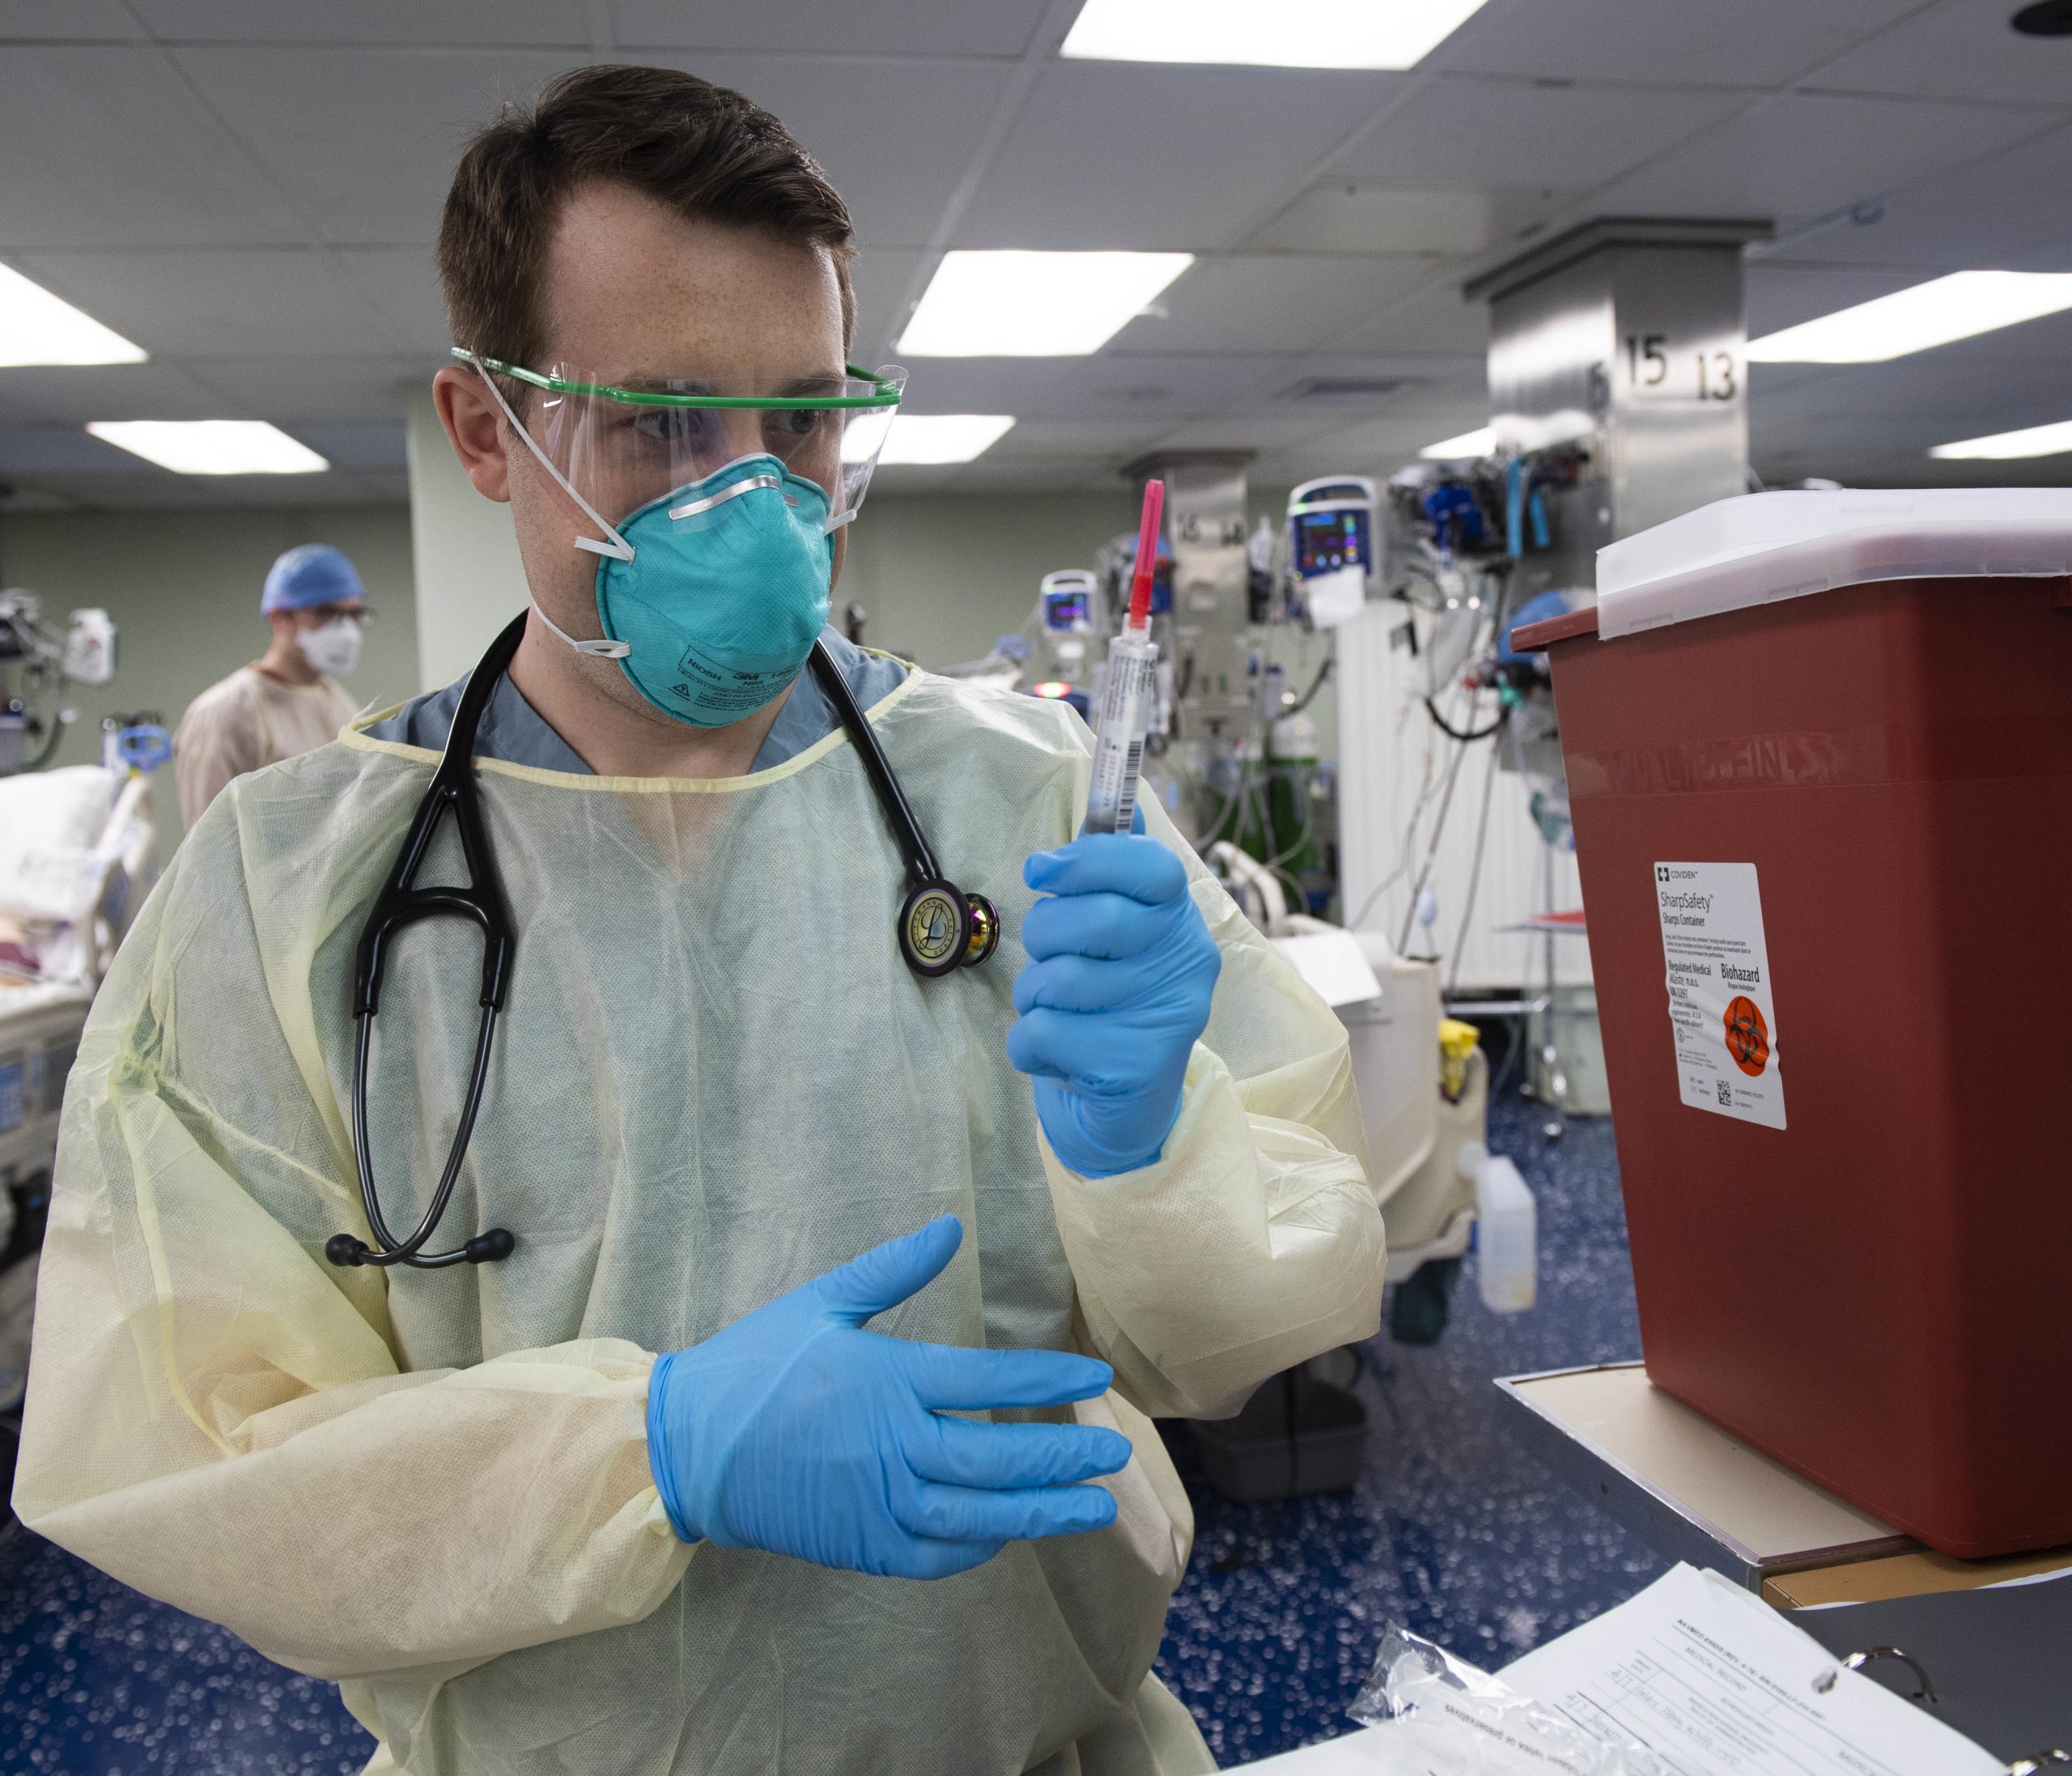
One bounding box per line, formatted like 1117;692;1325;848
963;891;1001;967
898;882;1000;977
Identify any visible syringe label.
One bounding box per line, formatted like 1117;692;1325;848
1113;739;1144;831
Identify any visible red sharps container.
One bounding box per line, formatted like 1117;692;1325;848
1517;488;2072;1559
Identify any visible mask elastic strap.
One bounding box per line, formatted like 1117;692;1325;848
463;354;635;563
530;598;631;660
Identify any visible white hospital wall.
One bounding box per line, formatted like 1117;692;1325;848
405;381;529;693
1335;597;1590;996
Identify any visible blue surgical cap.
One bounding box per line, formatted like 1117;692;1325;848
261;544;363;614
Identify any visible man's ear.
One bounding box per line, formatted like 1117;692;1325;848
432;364;512;502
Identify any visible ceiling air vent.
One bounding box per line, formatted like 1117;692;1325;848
1285;376;1408;404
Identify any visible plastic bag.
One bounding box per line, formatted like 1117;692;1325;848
1348;1622;1668;1775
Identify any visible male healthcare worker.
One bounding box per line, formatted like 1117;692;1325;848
172;542;366;828
15;66;1384;1776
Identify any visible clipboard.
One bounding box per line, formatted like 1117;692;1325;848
1791;1570;2072;1765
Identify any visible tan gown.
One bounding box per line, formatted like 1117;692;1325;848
173;664;359;829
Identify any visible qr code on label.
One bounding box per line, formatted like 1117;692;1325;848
1716;1079;1733;1107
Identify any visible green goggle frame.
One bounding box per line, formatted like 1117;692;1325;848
453;349;902;410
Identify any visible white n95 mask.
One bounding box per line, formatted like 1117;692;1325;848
298;615;363;677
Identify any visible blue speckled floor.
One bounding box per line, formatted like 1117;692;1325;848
0;1084;1655;1774
1152;1085;1663;1765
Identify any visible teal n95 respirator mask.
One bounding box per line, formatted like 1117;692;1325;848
458;350;905;729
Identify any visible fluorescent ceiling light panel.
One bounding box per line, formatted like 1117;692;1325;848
851;414;1017;466
1420;426;1494;460
0;264;146;367
1747;271;2072;364
897;251;1192;356
1930;418;2072;461
87;420;328;475
1061;0;1492;69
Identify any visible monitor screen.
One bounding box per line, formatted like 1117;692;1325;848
1295;509;1371;576
1043;587;1091;631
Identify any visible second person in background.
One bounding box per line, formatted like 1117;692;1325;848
172;542;367;826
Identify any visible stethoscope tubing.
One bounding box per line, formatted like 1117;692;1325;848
329;610;988;1274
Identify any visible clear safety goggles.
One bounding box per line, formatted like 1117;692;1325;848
454;348;906;558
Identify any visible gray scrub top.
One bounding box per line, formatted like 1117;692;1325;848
366;627;907;772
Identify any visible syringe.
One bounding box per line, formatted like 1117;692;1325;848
1084;478;1164;835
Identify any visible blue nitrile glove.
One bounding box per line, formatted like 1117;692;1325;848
646;1215;1127;1580
1008;822;1222;1177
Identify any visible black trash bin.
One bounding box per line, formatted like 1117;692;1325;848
1191;1363;1367;1504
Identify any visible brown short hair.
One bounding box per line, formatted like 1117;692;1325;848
438;64;856;370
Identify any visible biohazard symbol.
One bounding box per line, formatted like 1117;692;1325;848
1722;996;1770;1077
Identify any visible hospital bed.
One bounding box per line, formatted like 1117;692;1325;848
0;763;159;1413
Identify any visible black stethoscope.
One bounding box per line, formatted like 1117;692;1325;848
325;610;998;1273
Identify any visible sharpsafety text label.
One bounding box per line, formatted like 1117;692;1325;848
1654;860;1785;1130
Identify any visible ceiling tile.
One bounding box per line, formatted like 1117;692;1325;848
609;1;1054;57
656;53;1021;249
0;359;230;423
1284;351;1487;390
900;353;1294;423
16;247;402;356
338;247;449;351
130;1;591;43
174;46;584;244
983;418;1170;454
0;1;134;36
1762;121;2072;272
6;4;2067;504
1743;261;1926;336
1140;414;1343;452
0;425;134;474
1105;254;1431;356
183;355;434;423
1811;0;2072;106
952;62;1405;251
291;421;409;470
0;47;308;248
1587;91;2061;227
1327;75;1747;192
1429;0;1924;87
1331;280;1490;358
1242;184;1566;258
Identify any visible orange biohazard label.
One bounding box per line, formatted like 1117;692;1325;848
1658;862;1785;1128
1722;996;1769;1077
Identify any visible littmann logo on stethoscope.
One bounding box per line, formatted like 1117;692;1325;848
906;888;962;967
